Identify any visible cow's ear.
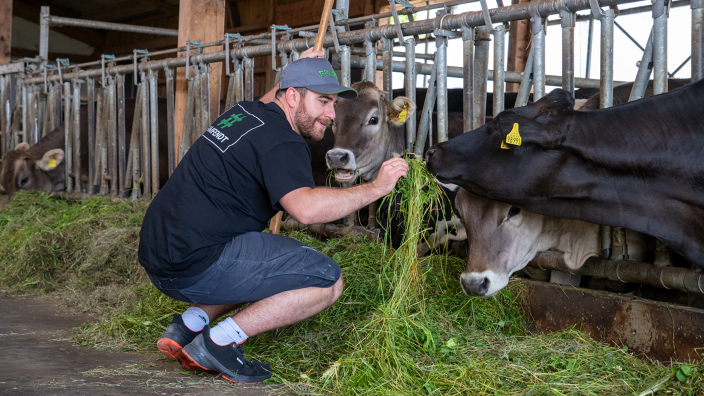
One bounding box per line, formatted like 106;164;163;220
387;97;417;125
37;149;64;171
495;113;560;149
535;89;574;119
15;142;29;151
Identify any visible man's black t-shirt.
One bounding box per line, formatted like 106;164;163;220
138;101;315;278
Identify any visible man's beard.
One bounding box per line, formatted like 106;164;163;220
294;100;330;141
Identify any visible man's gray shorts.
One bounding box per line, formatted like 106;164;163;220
147;232;341;305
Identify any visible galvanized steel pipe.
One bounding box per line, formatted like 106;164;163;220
528;251;704;294
599;8;614;110
72;81;81;193
165;68;176;177
629;27;654;102
560;10;575;94
23;0;646;86
462;26;474;133
149;70;159;194
63;82;73;192
140;74;151;198
693;0;704;82
404;38;417;152
473;26;491;129
47;15;178;36
653;0;669;93
492;24;506;117
435;32;449;143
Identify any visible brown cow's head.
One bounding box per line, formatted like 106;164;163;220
326;81;416;183
1;140;65;198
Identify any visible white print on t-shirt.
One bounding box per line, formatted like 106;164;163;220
203;103;265;153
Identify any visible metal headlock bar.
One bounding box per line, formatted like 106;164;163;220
21;0;649;85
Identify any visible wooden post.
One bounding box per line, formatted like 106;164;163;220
506;0;531;92
174;0;226;164
0;0;11;63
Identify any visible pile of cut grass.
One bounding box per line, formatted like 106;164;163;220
0;190;702;394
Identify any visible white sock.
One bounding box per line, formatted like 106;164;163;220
210;317;248;345
181;307;209;332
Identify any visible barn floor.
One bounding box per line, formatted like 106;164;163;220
0;296;277;396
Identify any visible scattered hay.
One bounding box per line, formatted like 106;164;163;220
1;190;703;394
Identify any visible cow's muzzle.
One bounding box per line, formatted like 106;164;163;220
461;275;490;297
326;148;358;183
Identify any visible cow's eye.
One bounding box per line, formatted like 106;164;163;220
369;116;378;125
19;176;29;187
507;206;521;220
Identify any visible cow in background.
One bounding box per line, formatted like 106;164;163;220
0;98;171;202
0;126;75;198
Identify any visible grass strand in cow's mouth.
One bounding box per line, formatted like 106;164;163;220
333;168;356;183
0;190;701;395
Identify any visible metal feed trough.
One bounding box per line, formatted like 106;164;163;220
1;0;704;361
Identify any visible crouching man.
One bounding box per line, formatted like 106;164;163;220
138;50;408;384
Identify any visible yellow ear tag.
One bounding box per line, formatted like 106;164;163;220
47;158;57;168
397;105;408;123
500;140;510;149
505;123;522;146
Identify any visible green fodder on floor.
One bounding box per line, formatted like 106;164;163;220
0;191;148;291
0;190;702;395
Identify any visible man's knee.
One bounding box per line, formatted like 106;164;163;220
330;275;344;305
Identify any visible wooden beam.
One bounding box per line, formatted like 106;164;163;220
174;0;226;164
506;0;531;92
0;0;11;63
12;0;106;51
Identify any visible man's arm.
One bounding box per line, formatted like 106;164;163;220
279;157;409;224
260;48;326;104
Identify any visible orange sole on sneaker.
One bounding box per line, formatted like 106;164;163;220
158;338;212;372
221;374;265;385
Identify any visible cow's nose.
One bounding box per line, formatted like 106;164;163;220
461;277;490;296
425;148;435;162
327;151;349;166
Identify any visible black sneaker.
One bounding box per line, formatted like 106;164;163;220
157;314;211;372
181;326;272;384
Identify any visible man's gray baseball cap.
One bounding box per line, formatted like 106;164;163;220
280;58;358;99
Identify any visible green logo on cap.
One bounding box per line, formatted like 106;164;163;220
318;70;337;77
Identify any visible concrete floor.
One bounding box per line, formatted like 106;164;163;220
0;296;278;395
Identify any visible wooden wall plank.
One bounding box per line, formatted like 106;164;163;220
174;0;226;163
0;0;11;63
506;0;531;92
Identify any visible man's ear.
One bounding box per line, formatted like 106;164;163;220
387;97;417;125
14;142;29;151
494;112;561;150
37;149;64;171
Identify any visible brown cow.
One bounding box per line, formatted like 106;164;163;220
1;126;68;197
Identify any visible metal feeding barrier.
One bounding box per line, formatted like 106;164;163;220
0;0;703;295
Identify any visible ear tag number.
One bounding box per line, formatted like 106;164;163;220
397;105;408;123
506;123;521;146
500;140;510;149
48;158;57;168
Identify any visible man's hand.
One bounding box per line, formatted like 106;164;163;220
371;157;409;196
299;48;325;59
